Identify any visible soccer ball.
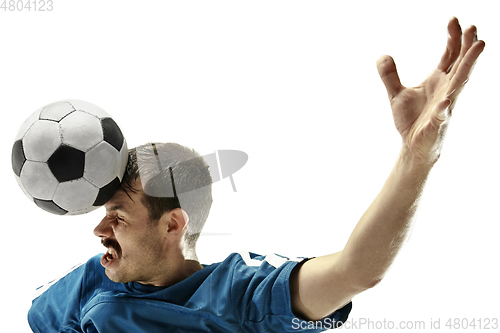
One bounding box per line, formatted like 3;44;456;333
11;100;128;215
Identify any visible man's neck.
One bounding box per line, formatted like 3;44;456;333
136;256;203;288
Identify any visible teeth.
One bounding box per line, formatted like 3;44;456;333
108;248;116;256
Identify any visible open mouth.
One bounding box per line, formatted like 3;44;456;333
100;248;119;268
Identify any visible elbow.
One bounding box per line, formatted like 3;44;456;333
363;277;383;289
354;276;383;291
348;263;386;290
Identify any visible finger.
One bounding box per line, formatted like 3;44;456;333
437;17;462;73
449;25;477;77
461;25;477;57
448;40;485;99
376;55;404;100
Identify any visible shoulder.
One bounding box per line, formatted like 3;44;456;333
199;251;304;307
225;252;353;331
215;252;352;332
219;253;304;314
30;253;111;304
210;252;302;287
28;254;109;333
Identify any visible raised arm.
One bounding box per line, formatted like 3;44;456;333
290;17;485;321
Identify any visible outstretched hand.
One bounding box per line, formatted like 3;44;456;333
377;17;485;164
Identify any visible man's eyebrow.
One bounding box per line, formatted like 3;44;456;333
107;205;127;213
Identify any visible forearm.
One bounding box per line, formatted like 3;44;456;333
339;145;434;288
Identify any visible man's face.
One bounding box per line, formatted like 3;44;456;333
93;181;166;284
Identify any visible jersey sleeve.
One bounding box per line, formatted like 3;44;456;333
27;255;103;333
230;252;352;332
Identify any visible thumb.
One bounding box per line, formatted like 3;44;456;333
377;55;404;100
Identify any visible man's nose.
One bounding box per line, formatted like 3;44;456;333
93;216;113;238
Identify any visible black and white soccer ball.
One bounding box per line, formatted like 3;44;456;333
11;100;128;215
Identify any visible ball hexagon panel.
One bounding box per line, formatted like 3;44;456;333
48;145;86;182
20;161;59;200
102;118;124;151
60;111;103;152
53;178;99;213
14;107;42;141
39;101;75;122
14;175;33;202
22;120;62;162
68;99;111;119
84;141;121;187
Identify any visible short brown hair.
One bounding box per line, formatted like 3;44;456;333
122;143;213;248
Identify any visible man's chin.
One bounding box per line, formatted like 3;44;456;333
104;268;129;283
102;260;129;283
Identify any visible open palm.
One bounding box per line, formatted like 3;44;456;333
377;17;485;163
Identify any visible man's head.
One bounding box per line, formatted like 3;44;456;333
93;142;213;285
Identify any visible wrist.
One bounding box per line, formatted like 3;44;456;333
394;145;434;185
399;143;438;170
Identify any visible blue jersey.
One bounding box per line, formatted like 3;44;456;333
28;252;352;332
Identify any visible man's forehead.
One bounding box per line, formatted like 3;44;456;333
105;188;141;211
105;199;130;213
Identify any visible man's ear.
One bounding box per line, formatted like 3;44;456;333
162;208;189;234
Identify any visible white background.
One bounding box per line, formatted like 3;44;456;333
1;1;498;332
